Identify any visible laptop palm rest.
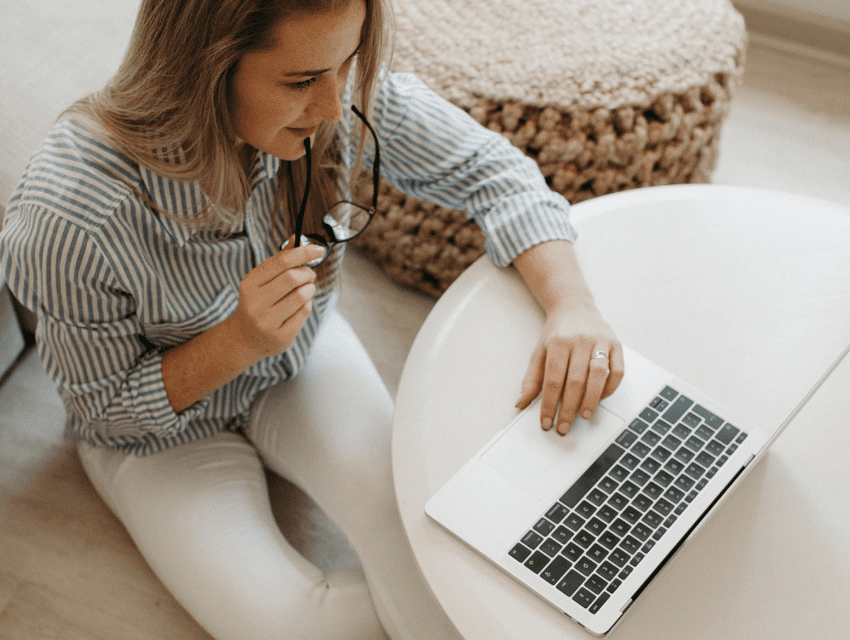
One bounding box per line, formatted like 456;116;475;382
480;402;625;502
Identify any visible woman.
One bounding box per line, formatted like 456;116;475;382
0;0;624;638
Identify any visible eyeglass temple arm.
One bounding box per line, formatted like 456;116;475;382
293;137;312;248
351;105;380;211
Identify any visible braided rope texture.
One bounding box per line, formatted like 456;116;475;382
353;0;748;296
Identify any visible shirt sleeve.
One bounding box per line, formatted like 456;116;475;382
368;72;578;267
0;204;207;447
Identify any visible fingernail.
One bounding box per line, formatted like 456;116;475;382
541;418;553;430
581;410;591;420
557;422;571;435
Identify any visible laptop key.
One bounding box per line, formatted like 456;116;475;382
631;441;652;458
610;518;631;536
575;556;598;577
540;538;563;557
682;412;702;428
590;592;611;613
654;470;675;487
660;386;679;400
619;481;639;498
696;451;716;468
685;435;705;452
693;405;724;429
685;462;706;480
552;526;573;544
597;504;618;523
642;510;664;529
620;535;641;554
630;523;652;541
509;543;532;562
574;529;596;548
653;498;674;516
695;425;713;440
608;548;629;567
631;494;653;512
576;501;596;518
560;443;625;507
663;486;685;503
556;570;585;597
564;512;585;531
622;506;641;524
661;395;694;424
534;518;555;536
541;555;571;585
674;475;695;492
524;551;550;573
599;475;620;493
651;420;673;436
586;517;606;535
587;544;608;562
546;503;569;523
663;458;685;475
620;453;640;470
672;423;691;439
586;574;607;594
598;563;619;583
588;487;608;506
522;531;543;548
716;423;740;444
599;531;621;550
563;542;584;562
574;587;596;608
616;430;638;448
673;448;695;464
607;493;629;511
632;469;651;486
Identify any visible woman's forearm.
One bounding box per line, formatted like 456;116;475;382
512;239;596;315
161;315;261;414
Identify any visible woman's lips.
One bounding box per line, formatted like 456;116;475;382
287;124;319;137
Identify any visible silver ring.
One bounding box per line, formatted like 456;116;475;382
591;350;609;361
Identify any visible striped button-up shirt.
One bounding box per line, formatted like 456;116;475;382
0;73;577;455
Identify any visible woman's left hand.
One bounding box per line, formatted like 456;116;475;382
512;240;624;435
515;305;624;435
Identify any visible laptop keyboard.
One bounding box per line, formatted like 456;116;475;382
508;386;748;614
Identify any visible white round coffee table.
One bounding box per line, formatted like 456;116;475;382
393;185;850;639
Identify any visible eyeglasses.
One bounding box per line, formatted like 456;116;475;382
282;104;380;267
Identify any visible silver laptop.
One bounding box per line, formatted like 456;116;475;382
425;342;848;636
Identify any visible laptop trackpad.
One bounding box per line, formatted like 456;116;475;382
480;402;624;502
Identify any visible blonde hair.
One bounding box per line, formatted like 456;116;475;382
69;0;392;240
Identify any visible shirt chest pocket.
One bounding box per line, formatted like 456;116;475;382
142;285;239;349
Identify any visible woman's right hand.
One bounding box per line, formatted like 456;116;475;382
229;242;326;363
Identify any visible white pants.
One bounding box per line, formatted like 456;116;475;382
78;312;458;640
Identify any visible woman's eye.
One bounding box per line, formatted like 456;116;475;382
287;77;317;91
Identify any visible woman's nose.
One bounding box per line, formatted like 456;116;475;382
308;74;344;123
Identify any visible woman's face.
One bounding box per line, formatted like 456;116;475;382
229;0;366;161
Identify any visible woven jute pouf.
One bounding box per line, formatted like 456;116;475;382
352;0;748;296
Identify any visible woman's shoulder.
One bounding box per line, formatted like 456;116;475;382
8;115;143;233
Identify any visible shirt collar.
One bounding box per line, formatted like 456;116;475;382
138;149;280;247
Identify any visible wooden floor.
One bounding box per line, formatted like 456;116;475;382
1;39;849;639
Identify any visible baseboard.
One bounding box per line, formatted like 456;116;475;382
733;0;850;65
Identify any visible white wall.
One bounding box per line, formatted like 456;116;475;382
734;0;850;25
733;0;850;62
768;0;850;22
